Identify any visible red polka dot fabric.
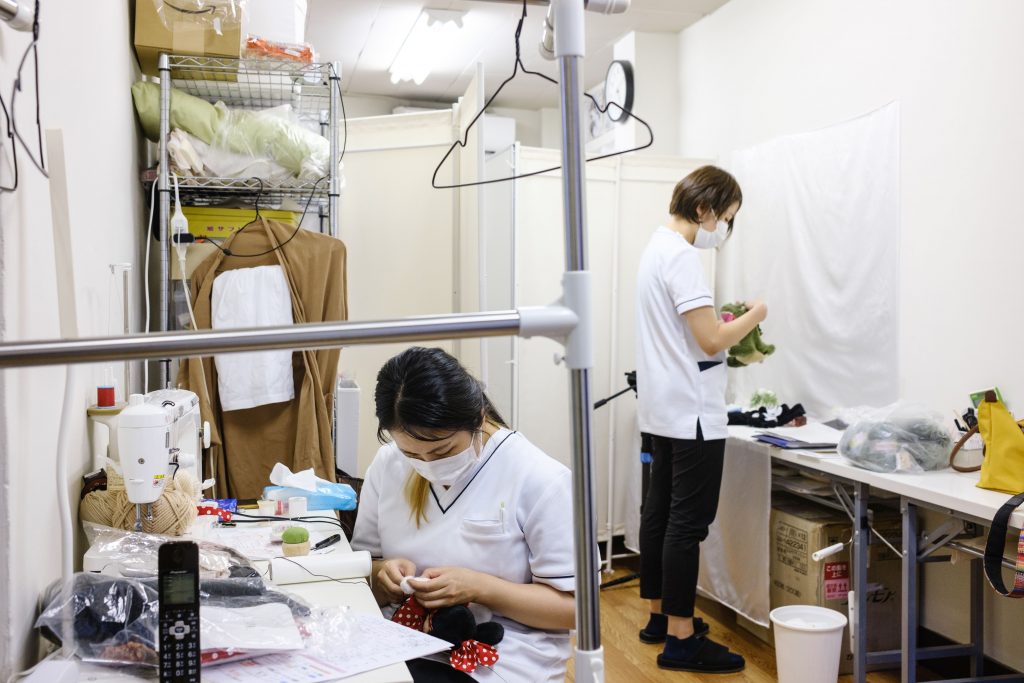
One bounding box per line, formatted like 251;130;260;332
196;505;232;522
450;640;499;673
390;596;428;631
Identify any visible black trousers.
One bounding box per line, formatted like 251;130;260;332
638;425;726;617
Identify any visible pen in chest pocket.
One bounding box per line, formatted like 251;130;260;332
500;502;506;531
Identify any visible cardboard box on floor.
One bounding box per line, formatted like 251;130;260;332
134;0;242;76
739;497;902;675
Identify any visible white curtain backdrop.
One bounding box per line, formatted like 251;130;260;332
717;103;901;417
698;103;901;627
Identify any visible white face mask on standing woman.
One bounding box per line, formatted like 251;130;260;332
693;212;729;250
406;433;482;486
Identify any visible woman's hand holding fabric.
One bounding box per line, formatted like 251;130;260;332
377;558;417;603
413;566;492;609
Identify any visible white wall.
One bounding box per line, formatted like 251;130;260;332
612;32;681;157
488;107;542;148
337;111;458;476
677;0;1024;669
0;1;145;676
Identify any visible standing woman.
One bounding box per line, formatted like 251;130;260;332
352;347;576;682
634;166;767;674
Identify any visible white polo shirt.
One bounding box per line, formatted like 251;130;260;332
635;226;728;441
352;429;575;682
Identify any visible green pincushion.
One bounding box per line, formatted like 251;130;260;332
282;527;309;544
282;527;310;556
720;302;776;368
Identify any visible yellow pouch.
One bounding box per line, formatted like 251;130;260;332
977;393;1024;494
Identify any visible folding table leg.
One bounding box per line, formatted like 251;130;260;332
902;499;919;683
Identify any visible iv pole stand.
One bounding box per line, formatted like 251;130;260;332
552;1;603;679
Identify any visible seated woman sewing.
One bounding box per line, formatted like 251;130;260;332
352;347;575;682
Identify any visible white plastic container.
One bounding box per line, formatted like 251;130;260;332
334;376;360;476
770;605;848;683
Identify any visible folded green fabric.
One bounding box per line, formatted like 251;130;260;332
131;80;329;178
216;108;329;179
131;81;224;144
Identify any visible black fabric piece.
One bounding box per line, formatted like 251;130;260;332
727;403;806;428
407;658;477;682
985;491;1024;598
638;425;726;617
697;361;723;372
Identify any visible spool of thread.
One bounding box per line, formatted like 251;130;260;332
269;550;371;586
80;469;199;536
97;385;116;408
257;499;276;522
288;496;308;519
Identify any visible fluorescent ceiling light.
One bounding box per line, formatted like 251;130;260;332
389;8;466;86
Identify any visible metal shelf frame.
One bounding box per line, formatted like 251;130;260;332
155;53;342;388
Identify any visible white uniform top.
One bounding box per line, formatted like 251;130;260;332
352;429;575;683
635;226;728;441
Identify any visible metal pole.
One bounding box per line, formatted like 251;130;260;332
970;555;985;677
559;48;602;666
122;266;131;395
157;54;171;389
0;312;522;368
853;482;869;683
328;61;341;239
902;499;919;683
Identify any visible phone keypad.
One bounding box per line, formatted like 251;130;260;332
159;608;199;682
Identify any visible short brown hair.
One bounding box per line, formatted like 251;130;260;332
669;166;743;232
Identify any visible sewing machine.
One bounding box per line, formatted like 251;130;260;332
89;389;210;530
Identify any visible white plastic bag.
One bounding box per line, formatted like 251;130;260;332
839;403;953;473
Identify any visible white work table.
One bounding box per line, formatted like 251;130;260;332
76;522;412;683
730;426;1024;529
724;426;1024;683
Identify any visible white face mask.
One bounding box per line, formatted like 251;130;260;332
405;434;481;486
693;218;729;250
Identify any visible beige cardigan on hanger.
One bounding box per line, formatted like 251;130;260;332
178;219;347;500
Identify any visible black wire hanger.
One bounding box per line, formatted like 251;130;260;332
431;0;654;190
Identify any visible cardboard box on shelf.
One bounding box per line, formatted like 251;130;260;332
769;498;902;675
134;0;242;76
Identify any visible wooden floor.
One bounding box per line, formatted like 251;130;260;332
566;568;903;683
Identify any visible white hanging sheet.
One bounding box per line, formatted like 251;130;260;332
717;103;901;417
699;103;901;627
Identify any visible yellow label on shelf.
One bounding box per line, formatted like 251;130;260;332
182;207;297;239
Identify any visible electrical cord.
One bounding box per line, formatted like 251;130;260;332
196;175;329;258
0;0;46;192
231;509;346;530
431;0;654;190
271;556;366;587
327;62;347;163
143;178;157;390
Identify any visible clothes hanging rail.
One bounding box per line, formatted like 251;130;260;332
0;311;523;367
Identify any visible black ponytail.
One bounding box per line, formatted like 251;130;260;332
375;347;507;443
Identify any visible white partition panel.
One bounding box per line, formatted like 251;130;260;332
481;144;519;424
339;112;457;475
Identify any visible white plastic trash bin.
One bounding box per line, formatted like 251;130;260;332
770;605;848;683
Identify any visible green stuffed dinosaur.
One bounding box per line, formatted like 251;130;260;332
720;302;776;368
